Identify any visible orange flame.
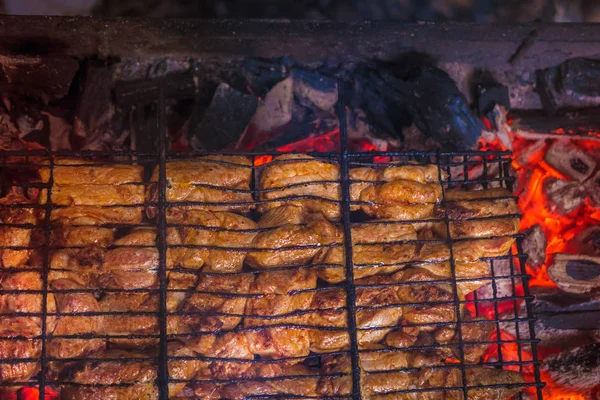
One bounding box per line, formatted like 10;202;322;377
478;123;600;399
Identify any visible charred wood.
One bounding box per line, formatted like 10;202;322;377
510;109;600;142
542;343;600;391
543;177;587;215
189;83;258;151
548;254;600;295
537;58;600;114
544;139;597;182
532;286;600;330
522;224;547;269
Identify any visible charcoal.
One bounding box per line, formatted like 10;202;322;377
364;63;483;149
0;54;79;102
543;177;587;215
75;64;115;148
585;170;600;207
242;57;293;97
548;253;600;295
292;69;338;111
537;58;600;113
544;139;597;182
522;224;547;269
189;83;258;151
542;343;600;391
476;82;510;115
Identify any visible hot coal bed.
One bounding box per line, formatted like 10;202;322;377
0;16;600;400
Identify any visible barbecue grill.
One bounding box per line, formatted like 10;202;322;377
0;72;545;400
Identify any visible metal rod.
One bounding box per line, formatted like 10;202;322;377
38;151;53;399
156;78;169;400
336;82;361;400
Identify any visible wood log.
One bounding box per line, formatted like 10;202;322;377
532;286;600;330
548;254;600;294
544;139;597;182
543;177;587;215
542;343;600;391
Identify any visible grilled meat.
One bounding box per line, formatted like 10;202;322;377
47;278;105;359
258;154;341;220
99;292;158;349
39;158;144;185
39;160;145;225
51;225;114;248
244;268;317;361
218;364;319;399
316;221;417;283
148;156;253;214
319;349;524;399
57;350;158;400
246;213;339;269
185;332;254;379
256;204;307;228
349;167;379;211
434;188;519;258
307;272;406;353
0;272;56;387
167;209;257;272
395;268;457;330
359;179;443;221
171;273;253;334
0;194;37;268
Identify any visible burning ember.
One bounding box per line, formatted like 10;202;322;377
478;110;600;400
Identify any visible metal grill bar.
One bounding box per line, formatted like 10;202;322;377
438;151;469;400
336;84;361;399
156;78;169;400
38;151;53;400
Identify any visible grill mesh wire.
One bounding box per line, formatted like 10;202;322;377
0;78;545;400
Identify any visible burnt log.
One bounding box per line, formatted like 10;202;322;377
542;343;600;391
543;178;587;215
532;286;600;330
548;254;600;294
522;224;547;269
74;63;115;149
361;62;484;149
509;109;600;142
537;58;600;114
544;139;597;182
189;83;258;151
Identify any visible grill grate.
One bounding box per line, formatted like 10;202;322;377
0;76;544;400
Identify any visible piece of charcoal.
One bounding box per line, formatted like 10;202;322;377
585;170;600;207
0;54;79;103
537;58;600;114
292;69;338;112
476;82;510;116
242;57;293;97
544;139;597;182
370;63;484;149
543;177;587;215
190;83;258;151
522;224;547;269
75;64;115;149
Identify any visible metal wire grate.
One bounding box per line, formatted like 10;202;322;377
0;76;544;400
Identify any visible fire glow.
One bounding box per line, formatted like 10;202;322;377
478;128;600;400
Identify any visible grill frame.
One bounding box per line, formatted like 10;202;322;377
0;77;544;400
